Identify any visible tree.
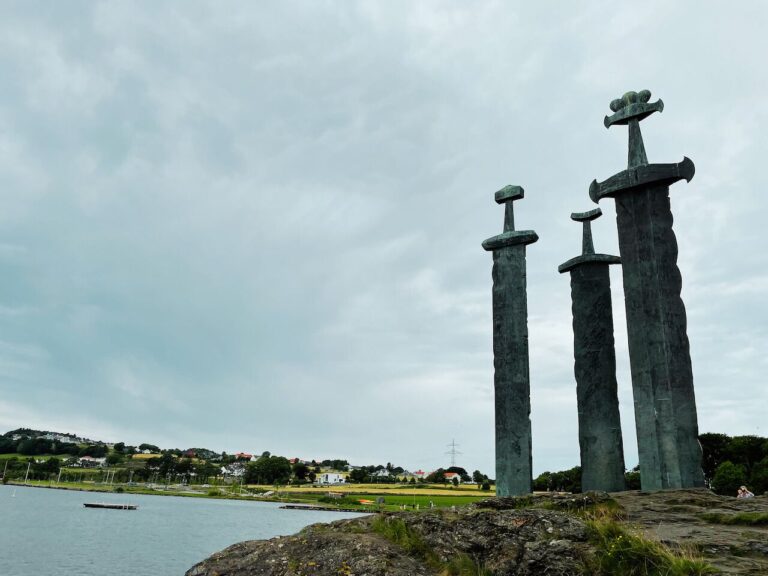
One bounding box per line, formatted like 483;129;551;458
194;461;220;483
548;466;581;493
711;461;748;496
533;471;552;491
699;433;731;481
728;436;767;475
452;477;459;487
245;456;291;485
447;467;470;482
79;444;107;458
0;436;17;454
749;457;768;495
32;457;61;479
114;442;126;453
426;468;446;484
139;443;160;453
293;462;309;481
106;452;124;466
156;453;177;477
348;468;368;483
624;466;641;490
172;458;193;483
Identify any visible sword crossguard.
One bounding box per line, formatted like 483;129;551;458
572;208;602;255
604;90;664;129
570;207;601;223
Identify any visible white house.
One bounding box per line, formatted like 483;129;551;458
78;456;106;468
444;472;462;484
316;473;345;485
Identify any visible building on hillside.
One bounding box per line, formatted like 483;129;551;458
316;473;346;485
234;452;253;461
444;472;461;484
77;456;106;468
221;463;245;477
412;469;426;479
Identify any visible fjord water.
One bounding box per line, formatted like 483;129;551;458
0;485;365;576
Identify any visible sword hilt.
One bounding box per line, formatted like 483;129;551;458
571;207;601;256
604;90;663;169
495;185;524;232
482;185;538;251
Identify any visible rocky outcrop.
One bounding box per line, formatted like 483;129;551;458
186;490;768;576
186;497;597;575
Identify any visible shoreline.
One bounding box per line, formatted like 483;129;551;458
1;481;408;512
3;481;314;505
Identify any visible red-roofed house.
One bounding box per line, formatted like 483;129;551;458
444;472;461;484
235;452;253;461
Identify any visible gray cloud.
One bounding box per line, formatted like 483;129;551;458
0;1;766;475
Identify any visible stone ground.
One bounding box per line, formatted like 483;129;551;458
186;489;768;576
611;489;768;575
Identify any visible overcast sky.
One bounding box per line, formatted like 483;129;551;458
1;1;766;476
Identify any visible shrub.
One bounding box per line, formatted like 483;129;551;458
710;461;747;496
749;456;768;495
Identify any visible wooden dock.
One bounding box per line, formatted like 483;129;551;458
84;502;138;510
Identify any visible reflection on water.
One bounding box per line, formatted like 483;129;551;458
0;485;364;576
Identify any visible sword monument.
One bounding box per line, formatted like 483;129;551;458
482;185;538;496
590;90;705;490
559;207;626;492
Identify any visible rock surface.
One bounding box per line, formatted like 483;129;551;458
612;488;768;575
186;489;768;576
186;496;595;576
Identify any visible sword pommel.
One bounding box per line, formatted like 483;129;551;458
604;90;664;128
495;185;524;204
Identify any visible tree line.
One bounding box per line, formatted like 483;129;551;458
532;433;768;495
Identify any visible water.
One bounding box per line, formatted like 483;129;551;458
0;485;366;576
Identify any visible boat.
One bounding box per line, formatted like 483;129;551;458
83;502;138;510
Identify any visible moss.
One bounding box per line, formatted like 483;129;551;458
700;512;768;526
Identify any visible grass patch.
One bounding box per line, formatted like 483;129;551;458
575;499;626;522
371;516;431;555
283;490;486;511
586;518;717;576
371;516;490;576
701;512;768;526
443;554;493;576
